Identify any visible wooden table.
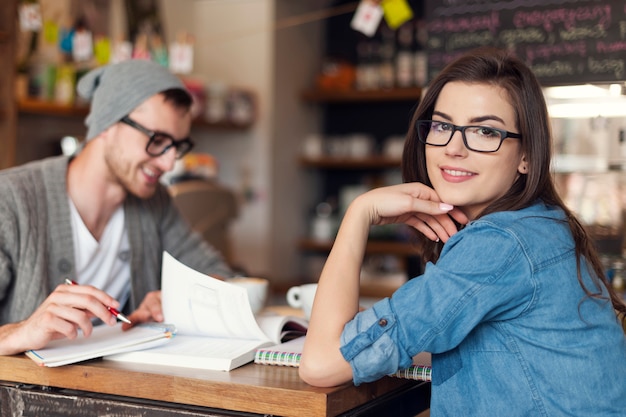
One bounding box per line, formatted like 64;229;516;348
0;354;429;417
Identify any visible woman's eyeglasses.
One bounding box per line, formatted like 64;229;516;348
415;120;521;153
119;116;194;159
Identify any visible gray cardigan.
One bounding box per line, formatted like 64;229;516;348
0;156;232;323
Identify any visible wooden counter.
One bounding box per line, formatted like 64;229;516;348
0;354;429;416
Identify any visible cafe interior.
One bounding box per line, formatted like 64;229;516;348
2;0;626;301
2;0;626;304
0;0;625;415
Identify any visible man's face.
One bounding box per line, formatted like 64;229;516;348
103;94;192;199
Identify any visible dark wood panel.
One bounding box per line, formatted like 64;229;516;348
0;0;17;169
0;382;243;417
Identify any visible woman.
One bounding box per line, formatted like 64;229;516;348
299;47;626;416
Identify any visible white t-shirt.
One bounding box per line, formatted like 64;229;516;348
68;199;131;309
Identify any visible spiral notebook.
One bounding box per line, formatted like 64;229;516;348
391;351;432;381
254;336;432;382
254;336;304;367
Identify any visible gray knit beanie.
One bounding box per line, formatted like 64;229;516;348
77;59;187;140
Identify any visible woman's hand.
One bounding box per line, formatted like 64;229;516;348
355;182;468;242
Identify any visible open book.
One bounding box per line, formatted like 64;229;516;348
25;323;174;367
104;252;308;371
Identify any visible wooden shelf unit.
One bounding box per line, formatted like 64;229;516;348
17;99;254;130
18;98;90;117
301;87;422;103
299;238;417;256
296;85;423;284
299;238;417;298
299;155;401;169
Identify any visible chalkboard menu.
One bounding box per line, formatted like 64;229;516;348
425;0;626;85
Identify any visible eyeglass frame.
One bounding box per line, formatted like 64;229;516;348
415;119;522;153
119;116;194;159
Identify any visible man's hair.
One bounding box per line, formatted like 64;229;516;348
162;88;193;111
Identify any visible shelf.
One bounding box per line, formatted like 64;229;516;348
299;238;410;298
301;87;422;103
191;118;253;130
17;98;253;130
360;280;404;298
17;98;89;117
271;279;402;300
299;238;418;256
299;156;401;169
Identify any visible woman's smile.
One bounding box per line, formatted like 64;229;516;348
440;167;476;182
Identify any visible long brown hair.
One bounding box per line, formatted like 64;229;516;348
402;47;626;317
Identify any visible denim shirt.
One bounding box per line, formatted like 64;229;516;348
340;202;626;416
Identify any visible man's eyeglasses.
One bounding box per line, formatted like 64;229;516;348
119;116;194;159
415;120;522;153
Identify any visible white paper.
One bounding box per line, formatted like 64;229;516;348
26;324;173;367
161;252;268;342
350;1;384;37
19;4;42;31
169;43;194;74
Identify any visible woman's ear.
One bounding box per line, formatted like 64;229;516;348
517;155;528;174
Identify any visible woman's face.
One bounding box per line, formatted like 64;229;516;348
425;81;526;220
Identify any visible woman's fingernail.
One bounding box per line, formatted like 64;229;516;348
439;203;453;211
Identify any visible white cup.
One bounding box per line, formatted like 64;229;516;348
286;283;318;320
227;277;269;315
302;134;324;158
349;134;374;158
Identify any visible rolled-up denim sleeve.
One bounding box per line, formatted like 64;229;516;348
340;298;414;385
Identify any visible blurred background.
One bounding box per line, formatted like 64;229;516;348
1;0;625;299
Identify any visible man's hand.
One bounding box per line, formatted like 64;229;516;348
0;283;120;355
123;290;163;330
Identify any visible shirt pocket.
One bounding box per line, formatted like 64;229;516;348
432;347;463;386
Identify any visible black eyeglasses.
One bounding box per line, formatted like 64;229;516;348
119;116;194;159
415;120;522;153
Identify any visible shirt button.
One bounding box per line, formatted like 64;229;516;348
58;258;72;273
378;318;388;327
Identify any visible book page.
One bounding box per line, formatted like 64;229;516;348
255;312;308;344
107;335;269;371
161;252;268;342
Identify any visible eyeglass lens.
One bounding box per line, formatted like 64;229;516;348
417;121;506;152
146;134;193;159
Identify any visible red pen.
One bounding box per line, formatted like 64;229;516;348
64;278;132;324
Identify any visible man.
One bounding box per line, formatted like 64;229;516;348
0;59;233;355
